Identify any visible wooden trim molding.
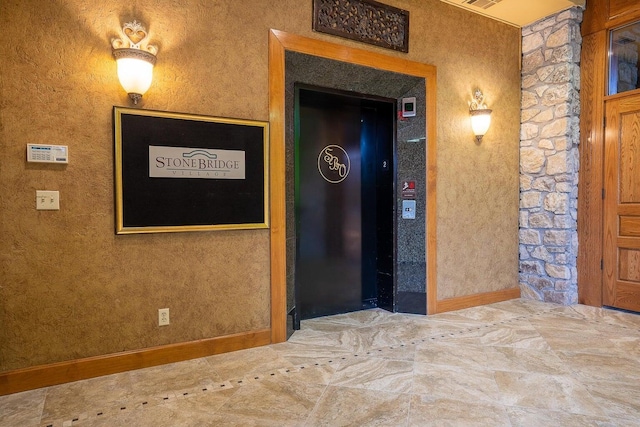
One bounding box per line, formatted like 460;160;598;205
426;72;438;316
0;329;270;397
581;0;608;36
609;0;639;19
268;30;289;344
268;29;438;335
582;0;640;35
606;9;640;29
607;0;640;28
577;30;607;307
435;287;521;314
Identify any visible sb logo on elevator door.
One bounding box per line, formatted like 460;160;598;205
317;145;350;184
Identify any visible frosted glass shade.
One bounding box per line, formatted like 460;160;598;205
113;48;156;104
470;109;492;139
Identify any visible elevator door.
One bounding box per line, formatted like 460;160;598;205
295;86;395;321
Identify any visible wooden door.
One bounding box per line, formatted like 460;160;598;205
604;94;640;311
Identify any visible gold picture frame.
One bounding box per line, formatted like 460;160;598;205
113;107;269;234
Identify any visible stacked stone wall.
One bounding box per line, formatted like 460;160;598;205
519;8;583;305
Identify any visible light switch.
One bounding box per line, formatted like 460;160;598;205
36;191;60;210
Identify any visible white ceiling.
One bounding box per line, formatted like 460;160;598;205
439;0;586;27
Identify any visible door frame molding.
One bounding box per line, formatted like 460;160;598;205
577;29;607;307
579;0;640;308
268;29;438;342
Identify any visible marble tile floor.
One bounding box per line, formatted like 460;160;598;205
2;299;640;426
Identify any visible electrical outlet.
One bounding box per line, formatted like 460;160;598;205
158;308;170;326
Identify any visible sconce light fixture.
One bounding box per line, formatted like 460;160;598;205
469;89;492;142
112;21;158;105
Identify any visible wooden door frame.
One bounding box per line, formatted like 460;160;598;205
268;29;438;342
579;0;640;307
577;29;607;306
602;92;640;309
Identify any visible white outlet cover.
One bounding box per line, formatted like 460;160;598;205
158;308;170;326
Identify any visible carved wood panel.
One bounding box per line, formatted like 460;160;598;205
312;0;409;52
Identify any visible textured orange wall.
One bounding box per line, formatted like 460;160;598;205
407;4;522;299
0;0;520;371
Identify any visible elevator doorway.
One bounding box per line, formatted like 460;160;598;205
294;85;395;324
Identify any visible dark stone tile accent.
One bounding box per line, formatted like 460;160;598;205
397;262;426;293
396;291;427;315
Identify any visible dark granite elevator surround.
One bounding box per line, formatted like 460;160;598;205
396;291;427;315
285;52;428;337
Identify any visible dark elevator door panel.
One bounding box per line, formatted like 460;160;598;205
296;90;364;319
295;87;395;322
364;104;395;312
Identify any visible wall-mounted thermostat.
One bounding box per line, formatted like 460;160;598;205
27;144;68;164
401;97;416;118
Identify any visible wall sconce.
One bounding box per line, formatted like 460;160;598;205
112;21;158;105
469;89;492;142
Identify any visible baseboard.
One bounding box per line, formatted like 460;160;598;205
435;287;521;314
0;328;271;396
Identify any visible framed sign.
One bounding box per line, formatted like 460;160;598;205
113;107;269;234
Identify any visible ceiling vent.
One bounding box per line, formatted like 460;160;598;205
464;0;503;9
440;0;586;27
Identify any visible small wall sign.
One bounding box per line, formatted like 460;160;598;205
402;200;416;219
148;146;246;180
401;180;416;199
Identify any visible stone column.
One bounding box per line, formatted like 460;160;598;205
519;8;582;305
